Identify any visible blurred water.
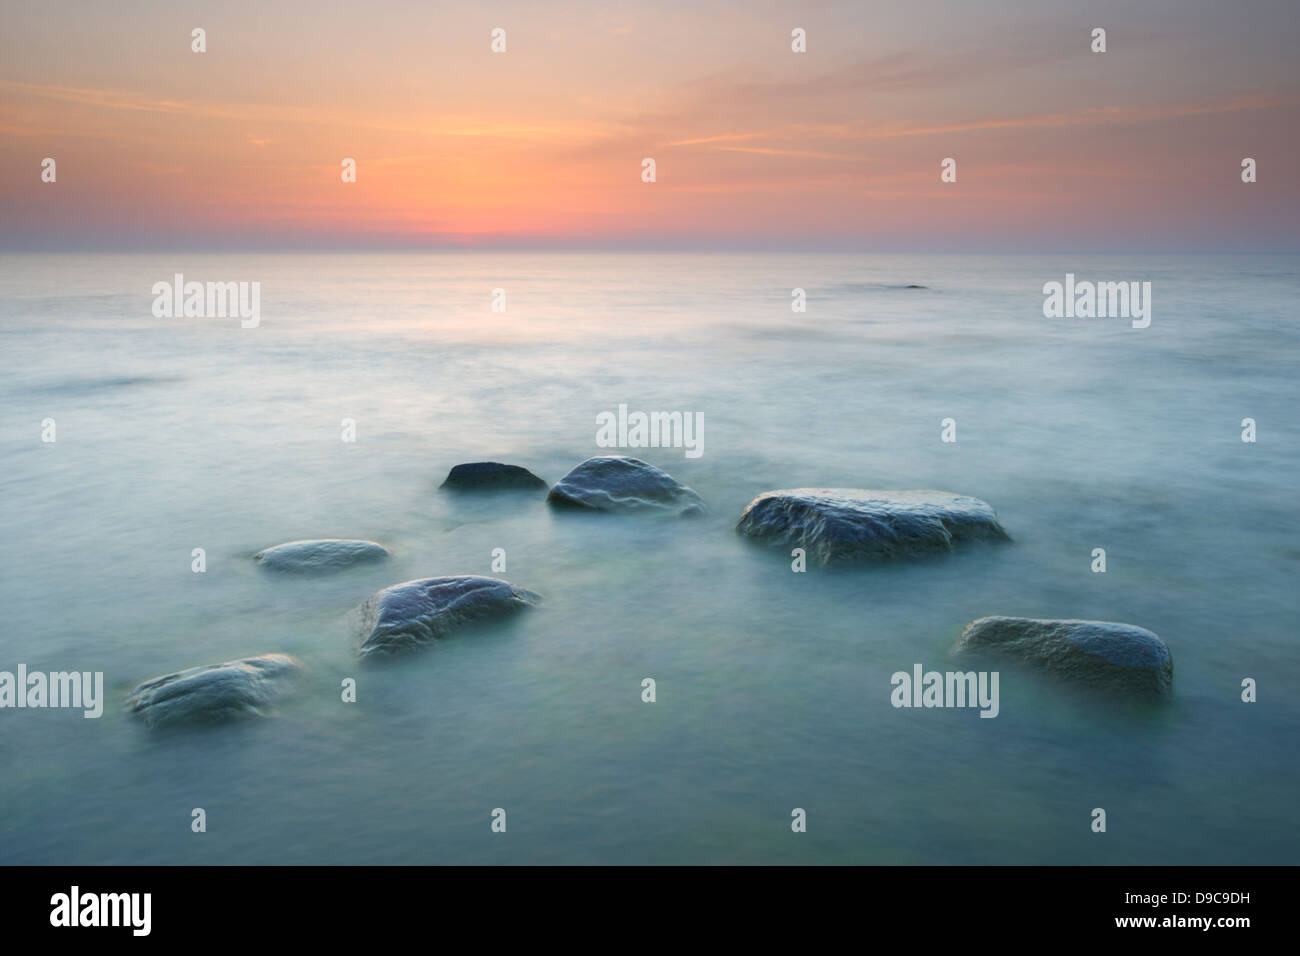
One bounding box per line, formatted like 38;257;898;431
0;251;1296;864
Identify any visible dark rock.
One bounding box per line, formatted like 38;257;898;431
440;461;547;491
736;488;1009;563
357;575;540;658
547;456;705;515
952;616;1173;698
126;654;302;728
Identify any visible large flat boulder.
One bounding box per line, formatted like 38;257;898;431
736;488;1009;563
440;462;547;491
951;616;1173;698
357;575;540;658
255;539;390;573
547;456;705;515
126;654;302;729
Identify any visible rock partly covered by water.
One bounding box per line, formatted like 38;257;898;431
255;539;390;573
736;488;1009;563
441;461;547;491
952;617;1173;698
357;575;540;658
547;456;705;515
126;654;303;729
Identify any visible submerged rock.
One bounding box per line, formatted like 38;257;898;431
951;616;1173;698
441;461;547;491
357;575;540;658
736;488;1009;563
547;456;705;515
255;539;390;573
126;654;302;729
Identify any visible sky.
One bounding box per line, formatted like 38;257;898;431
1;0;1297;251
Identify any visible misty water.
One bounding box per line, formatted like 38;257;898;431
1;252;1296;864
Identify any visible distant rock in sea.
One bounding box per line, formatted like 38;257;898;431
126;654;302;729
905;284;927;289
255;539;390;574
547;456;705;515
736;489;1009;563
357;575;540;658
440;461;547;491
951;616;1173;698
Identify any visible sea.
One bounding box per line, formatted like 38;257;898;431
1;251;1296;864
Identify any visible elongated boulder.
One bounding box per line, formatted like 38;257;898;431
255;539;390;573
126;654;302;729
951;617;1173;698
547;456;705;515
736;489;1009;563
357;575;540;658
441;461;547;491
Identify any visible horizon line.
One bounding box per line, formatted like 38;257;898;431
4;247;1299;256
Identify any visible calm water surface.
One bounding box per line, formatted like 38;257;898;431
1;252;1296;863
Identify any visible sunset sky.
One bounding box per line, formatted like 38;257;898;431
2;0;1297;251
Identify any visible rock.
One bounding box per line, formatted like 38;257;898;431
126;654;302;728
255;539;390;574
440;461;547;491
357;575;540;658
547;456;705;515
951;616;1173;698
736;489;1009;563
904;284;927;289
